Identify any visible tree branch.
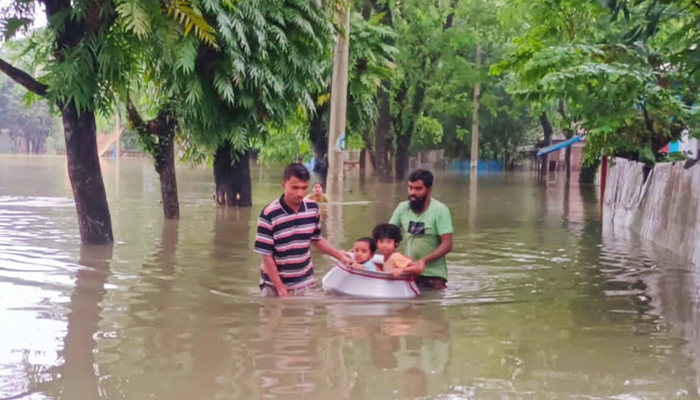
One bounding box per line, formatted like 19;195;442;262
443;0;459;30
691;0;700;11
0;57;48;96
557;98;567;120
125;94;147;133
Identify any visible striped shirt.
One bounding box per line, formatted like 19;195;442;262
254;195;322;290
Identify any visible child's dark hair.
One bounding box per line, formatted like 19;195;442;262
372;223;403;244
355;237;377;253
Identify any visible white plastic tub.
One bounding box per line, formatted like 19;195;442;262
321;255;420;299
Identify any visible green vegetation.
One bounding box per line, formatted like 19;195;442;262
0;0;697;243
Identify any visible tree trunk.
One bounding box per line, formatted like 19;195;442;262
359;147;366;172
214;144;235;207
470;43;482;172
63;103;114;244
375;81;392;180
558;99;572;182
214;143;252;207
236;149;252;207
504;150;514;170
153;113;180;220
539;111;553;182
360;129;376;177
33;136;45;154
127;99;180;220
369;0;394;180
579;158;598;185
362;0;373;19
394;83;426;181
565;144;572;182
395;137;410;181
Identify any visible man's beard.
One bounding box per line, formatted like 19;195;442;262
409;195;427;213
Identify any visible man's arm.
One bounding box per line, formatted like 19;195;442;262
261;254;288;297
420;233;453;264
409;204;454;271
254;211;289;297
405;233;453;274
312;237;354;265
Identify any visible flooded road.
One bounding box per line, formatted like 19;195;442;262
1;155;699;399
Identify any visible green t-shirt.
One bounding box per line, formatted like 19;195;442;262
389;199;453;280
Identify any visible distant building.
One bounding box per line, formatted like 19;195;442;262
521;130;588;181
548;133;586;178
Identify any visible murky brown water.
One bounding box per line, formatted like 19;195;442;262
1;155;700;400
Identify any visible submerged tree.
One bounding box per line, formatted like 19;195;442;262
176;0;335;207
119;0;221;220
0;1;136;244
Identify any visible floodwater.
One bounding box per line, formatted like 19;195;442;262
1;155;699;400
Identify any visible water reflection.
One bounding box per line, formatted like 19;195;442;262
50;245;112;400
323;302;450;399
469;173;477;228
254;302;318;398
326;195;344;249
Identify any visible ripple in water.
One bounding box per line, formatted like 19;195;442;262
0;160;699;400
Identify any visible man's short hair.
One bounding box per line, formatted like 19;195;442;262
408;169;433;188
284;163;310;181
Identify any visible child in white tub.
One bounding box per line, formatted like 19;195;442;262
350;237;380;272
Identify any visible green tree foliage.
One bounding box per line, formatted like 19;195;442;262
262;8;397;169
477;80;539;167
175;0;335;161
495;0;700;166
376;0;535;173
253;110;313;165
346;11;397;139
388;0;461;177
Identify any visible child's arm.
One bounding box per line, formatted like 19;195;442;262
383;257;396;273
384;253;412;275
390;261;425;277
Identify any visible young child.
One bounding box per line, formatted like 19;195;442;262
306;183;328;203
351;237;379;272
372;223;413;276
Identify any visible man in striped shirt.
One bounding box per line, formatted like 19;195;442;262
254;163;354;297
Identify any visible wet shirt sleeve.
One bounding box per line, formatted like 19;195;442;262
436;204;454;236
254;210;275;255
389;203;404;228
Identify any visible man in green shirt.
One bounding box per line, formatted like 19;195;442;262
389;169;453;289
